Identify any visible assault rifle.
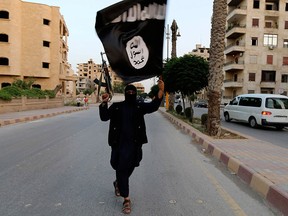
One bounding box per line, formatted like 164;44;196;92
94;52;113;101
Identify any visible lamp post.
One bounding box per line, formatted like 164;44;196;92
165;24;170;60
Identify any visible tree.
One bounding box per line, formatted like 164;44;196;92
113;81;125;93
207;0;227;136
163;54;209;116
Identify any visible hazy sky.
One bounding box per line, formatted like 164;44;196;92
24;0;213;90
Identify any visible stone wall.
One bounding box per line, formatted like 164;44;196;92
0;96;64;114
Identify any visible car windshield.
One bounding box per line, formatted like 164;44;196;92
265;98;288;109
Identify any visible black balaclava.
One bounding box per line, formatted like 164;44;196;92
124;84;137;104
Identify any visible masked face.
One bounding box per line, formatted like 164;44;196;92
124;85;137;104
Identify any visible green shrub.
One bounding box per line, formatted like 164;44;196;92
184;107;194;122
0;90;12;101
201;113;208;126
1;86;22;97
0;85;56;99
22;88;47;98
44;90;56;98
175;105;182;114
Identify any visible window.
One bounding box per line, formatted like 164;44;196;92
286;3;288;11
266;98;288;109
0;34;8;42
43;41;50;47
261;88;274;94
285;21;288;29
0;11;9;19
230;98;239;105
239;97;262;107
283;57;288;65
266;3;273;10
267;55;273;64
249;73;256;81
42;62;49;68
265;21;272;28
252;19;259;27
253;0;260;9
263;34;277;46
0;57;9;65
282;74;288;83
252;37;258;46
1;82;11;88
32;84;41;89
248;90;255;94
284;39;288;48
250;55;258;64
261;70;276;82
43;19;50;25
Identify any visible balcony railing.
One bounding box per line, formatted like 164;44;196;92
223;79;244;88
224;42;245;55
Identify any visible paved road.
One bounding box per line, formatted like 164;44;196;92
191;107;288;148
0;106;278;216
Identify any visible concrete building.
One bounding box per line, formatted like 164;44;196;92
132;82;145;94
76;59;123;94
223;0;288;104
188;44;210;60
0;0;76;95
187;44;210;100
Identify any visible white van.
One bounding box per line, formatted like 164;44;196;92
223;94;288;130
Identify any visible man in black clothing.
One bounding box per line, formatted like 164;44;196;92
99;80;164;214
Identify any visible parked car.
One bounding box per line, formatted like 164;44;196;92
223;94;288;130
194;100;208;108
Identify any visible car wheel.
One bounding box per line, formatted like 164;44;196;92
249;117;258;128
224;112;231;122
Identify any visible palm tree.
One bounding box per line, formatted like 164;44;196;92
207;0;227;136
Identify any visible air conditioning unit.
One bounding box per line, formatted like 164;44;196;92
269;45;274;50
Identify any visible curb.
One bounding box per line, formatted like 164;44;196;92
159;109;288;216
0;107;88;127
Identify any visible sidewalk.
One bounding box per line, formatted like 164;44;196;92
0;105;287;215
159;108;288;216
0;106;88;127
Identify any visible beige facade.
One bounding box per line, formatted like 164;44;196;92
187;44;210;100
76;59;123;94
188;44;210;60
224;0;288;103
0;0;76;95
132;82;145;93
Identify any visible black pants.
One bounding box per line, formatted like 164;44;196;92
116;167;135;198
110;144;142;198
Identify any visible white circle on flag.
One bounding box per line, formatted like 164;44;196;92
126;36;149;69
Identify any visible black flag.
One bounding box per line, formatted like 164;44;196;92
96;0;167;84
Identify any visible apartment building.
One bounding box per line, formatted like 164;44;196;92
0;0;76;95
188;44;210;60
223;0;288;103
76;59;123;94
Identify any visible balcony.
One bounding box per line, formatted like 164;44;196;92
223;79;244;88
224;42;245;55
227;7;247;22
223;60;244;72
226;24;246;39
260;81;276;88
228;0;243;6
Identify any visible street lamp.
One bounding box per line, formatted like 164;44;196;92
165;24;170;60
